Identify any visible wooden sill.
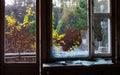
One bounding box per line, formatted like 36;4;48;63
42;59;120;70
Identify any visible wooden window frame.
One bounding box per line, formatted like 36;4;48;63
41;0;116;63
92;0;112;57
0;0;40;75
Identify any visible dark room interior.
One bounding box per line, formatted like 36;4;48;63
1;0;120;75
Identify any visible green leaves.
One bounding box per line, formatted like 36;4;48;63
73;0;88;30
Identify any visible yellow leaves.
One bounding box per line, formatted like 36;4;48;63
16;25;22;31
56;43;60;46
60;40;66;45
5;4;35;31
52;40;56;44
23;5;35;27
69;41;81;50
31;42;36;50
52;28;66;46
5;4;35;28
74;41;80;45
22;21;34;27
5;32;11;35
56;34;66;41
52;29;58;39
5;5;36;54
52;29;66;41
70;45;78;50
24;15;29;22
5;14;16;27
26;5;35;16
23;15;34;27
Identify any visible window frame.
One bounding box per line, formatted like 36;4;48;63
0;0;40;75
0;0;40;64
92;0;112;57
46;0;92;62
41;0;116;62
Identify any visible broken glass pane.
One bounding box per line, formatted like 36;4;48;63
93;18;111;54
52;0;89;58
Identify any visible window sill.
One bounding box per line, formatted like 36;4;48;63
43;58;116;70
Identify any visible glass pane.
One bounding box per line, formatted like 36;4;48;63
93;18;111;54
94;0;110;13
52;0;89;58
5;0;36;63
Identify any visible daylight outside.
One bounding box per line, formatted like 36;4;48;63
52;0;89;58
93;0;111;54
4;0;36;63
4;0;111;62
52;0;111;58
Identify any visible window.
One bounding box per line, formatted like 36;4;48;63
93;0;111;56
0;0;39;75
4;0;37;63
47;0;112;60
52;0;89;58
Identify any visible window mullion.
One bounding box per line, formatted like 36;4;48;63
93;13;111;18
90;0;94;58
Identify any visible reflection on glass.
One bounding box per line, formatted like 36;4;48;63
5;0;36;63
94;0;110;13
52;0;89;58
93;18;111;54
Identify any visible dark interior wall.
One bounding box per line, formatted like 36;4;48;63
117;0;120;62
41;0;47;63
111;0;118;63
